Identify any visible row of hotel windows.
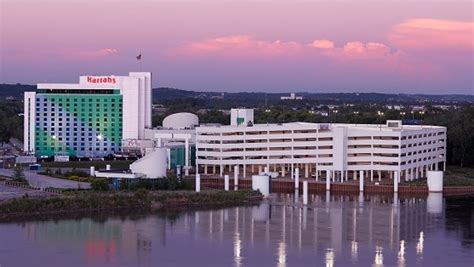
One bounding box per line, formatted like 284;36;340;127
36;97;120;102
37;146;116;152
36;107;121;113
36;134;118;142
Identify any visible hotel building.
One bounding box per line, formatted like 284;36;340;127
24;72;152;157
196;110;447;182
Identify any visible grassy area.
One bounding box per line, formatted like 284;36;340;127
40;160;134;170
0;189;262;220
402;166;474;186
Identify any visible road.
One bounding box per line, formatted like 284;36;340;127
0;168;90;189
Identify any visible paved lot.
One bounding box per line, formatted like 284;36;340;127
0;168;90;189
0;181;51;200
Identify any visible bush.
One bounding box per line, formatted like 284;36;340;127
12;166;27;183
91;179;109;191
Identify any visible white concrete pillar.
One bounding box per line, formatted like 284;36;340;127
213;165;216;174
353;170;357;181
305;164;309;178
303;180;308;205
195;174;201;192
220;165;223;177
315;169;319;182
378;171;382;182
185;138;190;176
243;164;247;178
234;165;239;187
251;164;255;173
90;166;95;176
294;168;300;189
264;166;269;174
394;171;399;192
204;164;208;175
106;164;111;171
359;170;364;192
281;165;286;177
390;171;394;180
326;171;331;191
224;175;229;191
370;170;374;182
258;165;263;175
345;170;349;182
405;169;409;181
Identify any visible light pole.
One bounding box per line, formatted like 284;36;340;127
400;112;406;129
419;111;425;126
377;111;384;131
353;111;359;126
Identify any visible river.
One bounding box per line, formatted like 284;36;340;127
0;192;473;266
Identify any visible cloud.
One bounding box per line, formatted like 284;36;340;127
309;39;334;49
172;35;301;57
389;19;474;50
169;32;448;85
61;48;119;60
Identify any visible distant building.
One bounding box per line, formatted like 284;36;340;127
385;104;402;110
281;93;303;100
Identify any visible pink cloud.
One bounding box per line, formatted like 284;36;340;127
61;48;119;60
170;34;447;83
389;19;474;50
172;35;301;57
308;40;334;49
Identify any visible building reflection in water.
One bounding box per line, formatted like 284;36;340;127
20;192;446;266
398;240;406;267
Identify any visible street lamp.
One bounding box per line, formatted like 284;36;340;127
377;111;384;130
400;112;406;129
353;111;359;126
419;111;425;126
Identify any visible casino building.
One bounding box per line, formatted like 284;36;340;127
24;72;152;157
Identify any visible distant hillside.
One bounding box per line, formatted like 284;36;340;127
0;84;36;99
153;87;474;105
1;84;473;104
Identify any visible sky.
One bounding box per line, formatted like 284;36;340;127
0;0;473;94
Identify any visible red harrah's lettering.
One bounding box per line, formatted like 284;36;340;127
86;76;117;84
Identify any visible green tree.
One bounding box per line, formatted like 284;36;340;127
12;165;27;183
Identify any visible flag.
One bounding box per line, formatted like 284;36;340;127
136;54;142;60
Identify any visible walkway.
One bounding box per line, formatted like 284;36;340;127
0;168;90;189
0;181;51;200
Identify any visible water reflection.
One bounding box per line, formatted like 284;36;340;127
1;194;473;267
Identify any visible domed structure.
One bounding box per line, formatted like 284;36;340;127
162;112;199;129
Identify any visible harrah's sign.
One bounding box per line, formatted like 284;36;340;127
86;76;117;84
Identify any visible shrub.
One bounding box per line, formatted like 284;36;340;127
12;166;27;183
91;179;109;191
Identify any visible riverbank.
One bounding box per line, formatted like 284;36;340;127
0;189;262;221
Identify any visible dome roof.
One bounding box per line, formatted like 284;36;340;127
162;112;199;129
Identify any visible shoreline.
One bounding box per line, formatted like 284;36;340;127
194;177;474;196
0;189;263;221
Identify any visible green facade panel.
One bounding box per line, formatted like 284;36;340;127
34;91;123;157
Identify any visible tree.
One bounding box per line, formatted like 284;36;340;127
12;165;27;183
